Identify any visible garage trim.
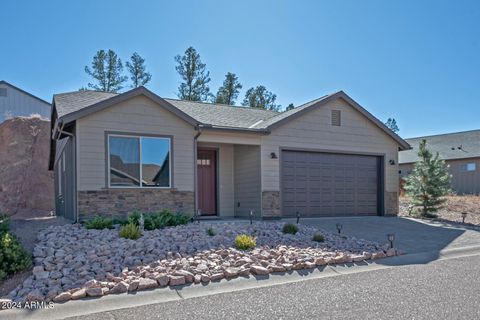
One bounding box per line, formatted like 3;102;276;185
279;147;386;217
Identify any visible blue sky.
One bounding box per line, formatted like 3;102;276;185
1;0;479;138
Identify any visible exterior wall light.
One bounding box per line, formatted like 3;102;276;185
387;233;395;248
461;212;468;223
389;159;396;165
336;223;343;234
270;152;278;159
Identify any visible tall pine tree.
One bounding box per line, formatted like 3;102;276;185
126;52;152;88
242;85;280;111
404;139;451;217
85;49;127;93
175;47;212;101
215;72;242;105
385;118;399;133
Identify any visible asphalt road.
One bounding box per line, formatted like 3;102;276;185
67;255;480;320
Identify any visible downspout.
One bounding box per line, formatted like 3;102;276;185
193;125;204;215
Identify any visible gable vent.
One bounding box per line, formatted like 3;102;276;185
0;88;7;97
331;110;341;126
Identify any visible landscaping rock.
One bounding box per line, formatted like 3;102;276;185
250;265;269;275
53;292;72;303
138;278;158;291
110;282;129;294
169;275;185;286
155;274;169;287
86;287;103;297
71;288;86;300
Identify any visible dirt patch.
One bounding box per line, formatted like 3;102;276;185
400;195;480;226
0;116;54;216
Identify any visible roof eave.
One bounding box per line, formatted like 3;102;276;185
200;124;270;134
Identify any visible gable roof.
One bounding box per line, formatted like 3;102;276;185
51;87;409;149
0;80;51;106
399;129;480;164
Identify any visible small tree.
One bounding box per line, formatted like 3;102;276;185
215;72;242;105
404;139;451;217
126;52;152;88
286;103;295;111
175;46;212;101
385;118;399;133
85;49;127;93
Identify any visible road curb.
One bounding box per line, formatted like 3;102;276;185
3;245;480;320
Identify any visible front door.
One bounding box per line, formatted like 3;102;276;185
197;149;217;216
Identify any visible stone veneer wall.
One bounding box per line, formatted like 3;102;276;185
384;191;399;216
78;189;194;221
261;191;281;218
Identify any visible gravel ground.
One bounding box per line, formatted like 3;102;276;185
0;210;69;298
67;254;480;320
4;221;397;304
399;195;480;226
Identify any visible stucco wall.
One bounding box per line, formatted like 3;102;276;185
261;97;401;216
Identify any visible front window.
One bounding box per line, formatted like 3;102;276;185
465;163;476;172
108;134;171;188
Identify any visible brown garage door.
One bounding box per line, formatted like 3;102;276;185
281;150;381;217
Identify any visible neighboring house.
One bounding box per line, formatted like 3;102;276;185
0;80;51;123
399;130;480;195
48;87;409;222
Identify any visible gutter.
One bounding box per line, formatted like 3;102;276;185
193;125;204;215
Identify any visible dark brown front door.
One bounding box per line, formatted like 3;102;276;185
197;149;217;216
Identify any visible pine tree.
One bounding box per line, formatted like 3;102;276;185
385;118;399;133
85;49;127;93
215;72;242;105
286;103;295;111
175;47;212;101
126;52;152;88
242;85;280;111
404;139;451;217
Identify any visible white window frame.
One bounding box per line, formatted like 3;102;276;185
107;133;172;189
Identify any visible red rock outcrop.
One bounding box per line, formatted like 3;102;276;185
0;116;54;215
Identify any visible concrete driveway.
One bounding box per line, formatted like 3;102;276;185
284;216;480;256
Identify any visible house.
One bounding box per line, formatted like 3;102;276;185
399;130;480;195
0;80;51;123
48;87;409;222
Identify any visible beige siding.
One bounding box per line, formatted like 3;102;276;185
199;131;261;145
77;95;196;191
401;158;480;194
198;142;235;216
261;97;400;195
234;145;261;217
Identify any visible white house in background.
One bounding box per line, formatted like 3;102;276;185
0;80;51;123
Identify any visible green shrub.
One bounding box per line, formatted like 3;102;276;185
235;234;256;250
112;217;128;226
282;223;298;235
312;233;325;242
206;227;216;236
119;223;142;240
127;210;191;230
0;216;32;281
83;216;114;230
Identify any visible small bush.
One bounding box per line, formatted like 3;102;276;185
312;233;325;242
235;234;256;250
206;227;216;236
119;223;142;240
0;216;32;281
282;223;298;235
84;216;114;230
127;210;192;230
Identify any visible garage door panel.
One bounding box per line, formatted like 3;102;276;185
281;150;379;217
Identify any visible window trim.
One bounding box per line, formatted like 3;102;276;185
106;132;173;189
